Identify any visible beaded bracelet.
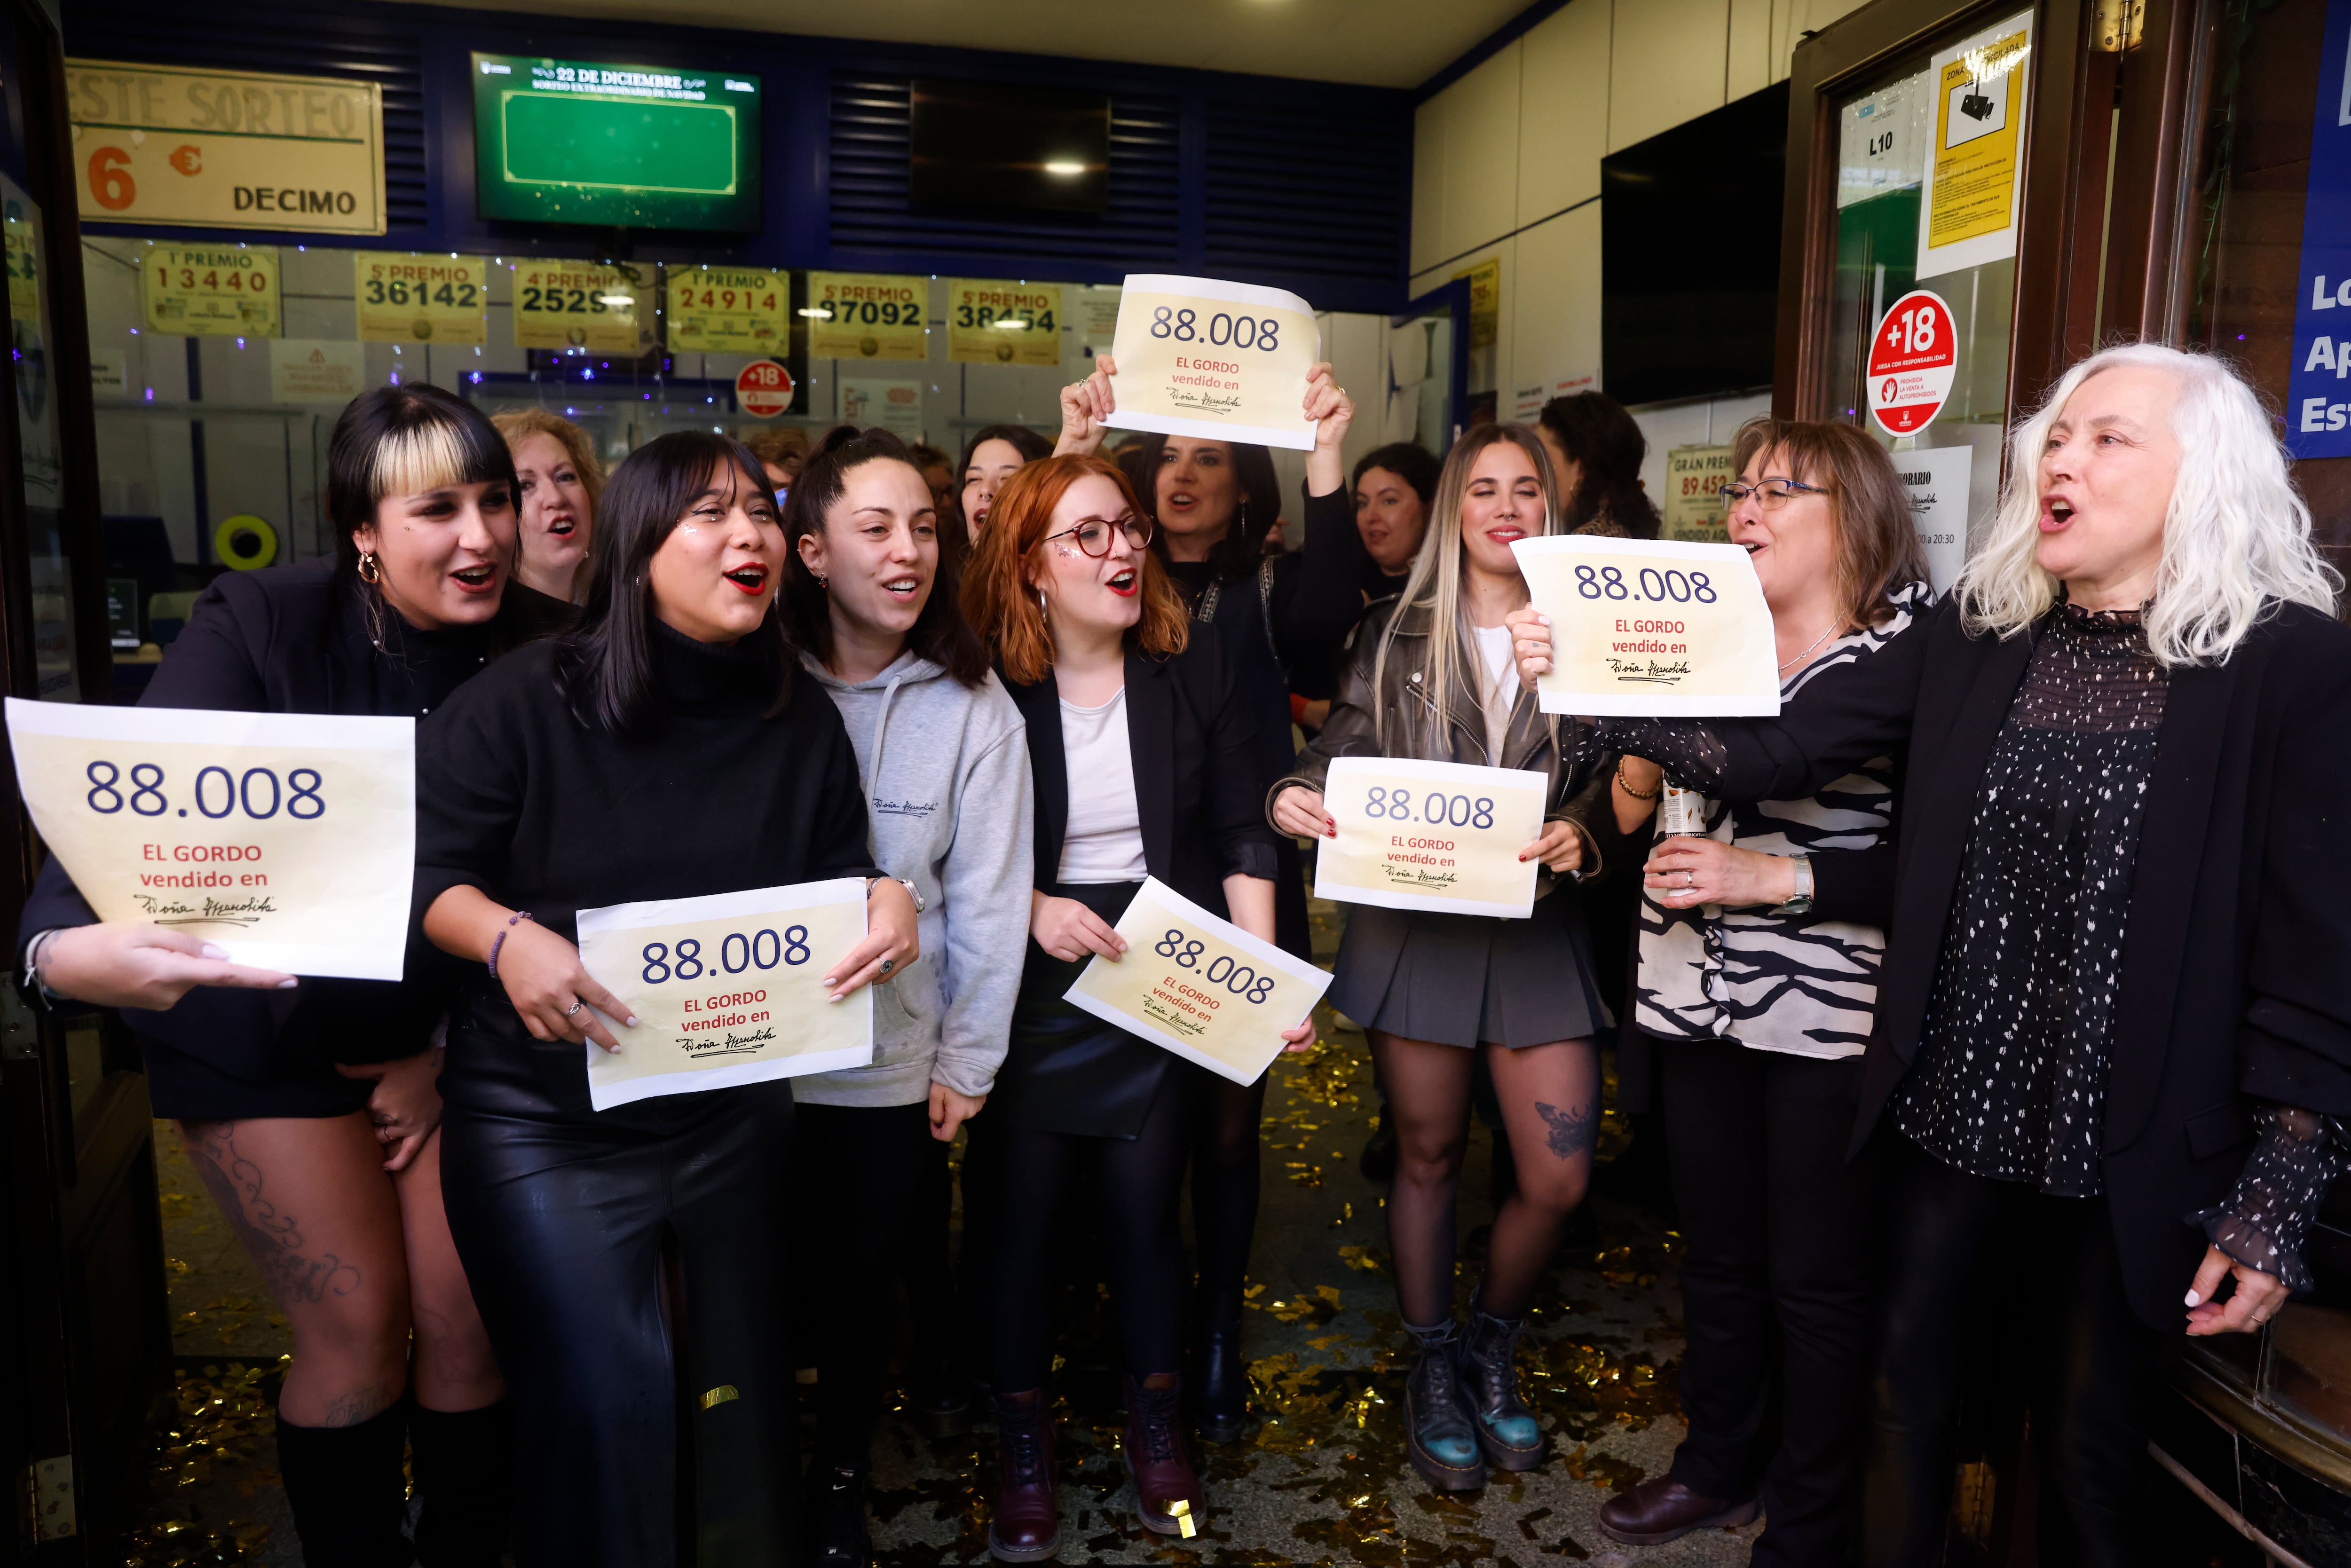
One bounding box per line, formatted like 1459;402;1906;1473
1613;761;1662;801
487;909;535;978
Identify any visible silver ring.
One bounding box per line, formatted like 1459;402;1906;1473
1683;870;1695;889
879;959;894;975
563;999;583;1016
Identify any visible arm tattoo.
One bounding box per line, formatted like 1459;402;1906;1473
1535;1100;1597;1160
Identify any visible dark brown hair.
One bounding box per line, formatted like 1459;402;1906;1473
781;425;989;687
1538;391;1662;539
1128;432;1285;585
961;454;1189;686
1730;418;1928;630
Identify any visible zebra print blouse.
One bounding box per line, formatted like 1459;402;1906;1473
1631;581;1931;1059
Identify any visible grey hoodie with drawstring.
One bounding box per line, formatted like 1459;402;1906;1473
796;649;1032;1107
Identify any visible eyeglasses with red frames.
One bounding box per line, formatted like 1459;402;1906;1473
1041;514;1155;557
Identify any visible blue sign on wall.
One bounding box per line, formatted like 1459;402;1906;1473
2288;0;2351;456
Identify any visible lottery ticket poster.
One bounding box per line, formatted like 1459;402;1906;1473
1104;274;1321;452
1064;877;1331;1088
1313;757;1548;919
5;699;413;978
1513;535;1781;717
575;878;872;1111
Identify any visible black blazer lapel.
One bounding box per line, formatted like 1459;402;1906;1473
1009;671;1067;886
2102;655;2235;1151
1126;651;1177;882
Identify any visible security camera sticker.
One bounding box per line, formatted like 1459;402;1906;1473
1944;68;2009;148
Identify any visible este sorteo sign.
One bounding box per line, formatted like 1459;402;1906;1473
67;60;385;236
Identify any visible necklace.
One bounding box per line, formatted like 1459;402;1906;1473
1777;621;1841;671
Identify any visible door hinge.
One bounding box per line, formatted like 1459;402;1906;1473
25;1456;76;1541
0;979;35;1064
2092;0;2146;51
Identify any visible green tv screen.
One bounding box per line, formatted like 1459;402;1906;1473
473;54;762;230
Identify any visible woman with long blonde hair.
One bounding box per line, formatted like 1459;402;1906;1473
1270;422;1606;1494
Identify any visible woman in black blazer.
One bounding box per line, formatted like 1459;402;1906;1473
960;453;1308;1560
1516;344;2351;1566
15;386;566;1566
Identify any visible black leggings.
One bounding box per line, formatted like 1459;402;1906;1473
792;1101;934;1470
976;1076;1196;1393
1189;1074;1267;1309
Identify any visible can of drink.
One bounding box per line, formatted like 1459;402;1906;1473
1658;783;1707;838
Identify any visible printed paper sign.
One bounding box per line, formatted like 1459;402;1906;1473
808;272;928;360
840;377;924;441
947;279;1061;367
1867;289;1957;435
666;265;789;355
1064;876;1330;1088
574;878;872;1111
1104;274;1321;453
1893;443;1974;591
1663;445;1736;543
5;699;414;979
354;252;489;345
143;244;279;337
1512;535;1780;717
1071;284;1122;356
1915;13;2032;280
268;339;365;404
5;197;39;326
1313;757;1549;919
512;260;645;354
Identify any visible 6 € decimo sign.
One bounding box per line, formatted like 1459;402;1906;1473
1512;535;1781;717
4;700;416;979
354;252;489;345
68;60;385;235
575;878;872;1111
143;244;279;337
1105;274;1321;453
1064;877;1331;1089
666;265;789;355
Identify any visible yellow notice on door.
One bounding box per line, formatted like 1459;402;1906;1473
667;266;790;355
1512;535;1780;717
947;279;1061;366
1064;877;1330;1088
513;260;646;354
5;699;414;979
143;244;280;337
1916;13;2032;280
808;272;928;360
354;252;490;345
574;878;872;1111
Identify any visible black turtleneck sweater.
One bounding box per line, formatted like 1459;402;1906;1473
413;620;881;1109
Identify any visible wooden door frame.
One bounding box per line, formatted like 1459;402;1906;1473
1774;0;2110;424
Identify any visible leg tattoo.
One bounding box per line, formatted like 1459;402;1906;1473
1534;1101;1596;1160
183;1121;364;1305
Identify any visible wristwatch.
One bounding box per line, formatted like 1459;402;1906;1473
1780;854;1816;916
867;875;927;914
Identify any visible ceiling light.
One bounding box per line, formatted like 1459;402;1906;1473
1043;160;1086;177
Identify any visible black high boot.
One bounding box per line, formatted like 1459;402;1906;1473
408;1402;513;1568
1188;1292;1249;1444
274;1401;415;1568
1458;1292;1546;1470
1402;1319;1485;1492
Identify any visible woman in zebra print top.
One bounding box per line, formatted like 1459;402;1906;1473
1525;418;1931;1564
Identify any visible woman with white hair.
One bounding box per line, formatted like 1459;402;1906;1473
1510;343;2351;1565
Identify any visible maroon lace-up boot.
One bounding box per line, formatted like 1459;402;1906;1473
1123;1372;1207;1536
986;1388;1060;1563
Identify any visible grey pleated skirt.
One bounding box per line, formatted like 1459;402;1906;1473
1328;890;1612;1048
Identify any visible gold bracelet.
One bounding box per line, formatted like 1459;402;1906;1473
1613;762;1662;801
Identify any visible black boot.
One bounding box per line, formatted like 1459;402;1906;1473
1189;1296;1249;1444
1458;1292;1546;1471
807;1463;872;1568
908;1354;972;1440
1402;1320;1485;1492
409;1402;513;1568
274;1401;415;1568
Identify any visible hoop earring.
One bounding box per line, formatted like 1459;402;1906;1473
357;551;381;584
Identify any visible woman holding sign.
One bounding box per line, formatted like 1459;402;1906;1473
1574;420;1927;1562
1269;423;1606;1494
1523;346;2351;1565
961;452;1308;1555
414;430;918;1567
780;425;1033;1566
16;384;567;1567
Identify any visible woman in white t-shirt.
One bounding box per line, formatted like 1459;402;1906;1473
1269;423;1605;1495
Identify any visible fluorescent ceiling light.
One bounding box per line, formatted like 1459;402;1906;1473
1043;160;1087;177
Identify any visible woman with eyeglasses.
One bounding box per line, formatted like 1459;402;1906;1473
1268;423;1605;1494
413;430;918;1565
1576;422;1928;1565
960;453;1309;1558
1056;356;1360;1441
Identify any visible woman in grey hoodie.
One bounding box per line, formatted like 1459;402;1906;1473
781;426;1033;1568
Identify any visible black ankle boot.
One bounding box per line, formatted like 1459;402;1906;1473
274;1401;415;1568
409;1402;513;1568
909;1354;972;1440
808;1463;872;1568
1402;1320;1485;1492
1189;1297;1249;1444
1458;1292;1546;1470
